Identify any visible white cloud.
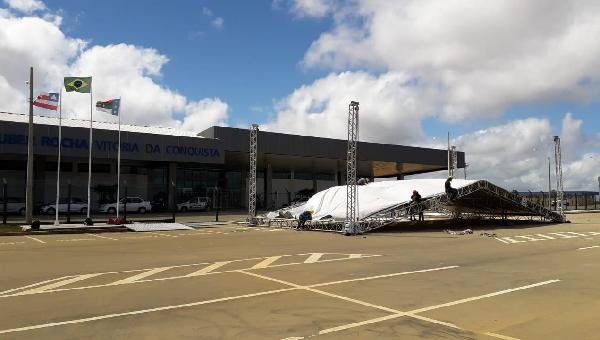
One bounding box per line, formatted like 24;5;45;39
0;9;230;132
287;0;336;18
265;0;600;191
202;6;212;17
263;71;430;145
437;114;600;191
563;153;600;191
211;17;224;29
0;14;84;112
178;98;229;132
300;0;600;121
451;118;554;190
202;5;224;29
4;0;45;13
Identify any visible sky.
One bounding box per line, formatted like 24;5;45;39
0;0;599;191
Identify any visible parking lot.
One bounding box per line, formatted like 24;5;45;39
1;213;599;339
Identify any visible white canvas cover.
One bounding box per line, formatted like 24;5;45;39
268;179;476;220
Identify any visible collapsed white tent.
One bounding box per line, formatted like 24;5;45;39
268;179;476;220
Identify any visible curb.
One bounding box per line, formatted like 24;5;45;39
0;226;129;237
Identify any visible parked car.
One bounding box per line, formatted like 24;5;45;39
0;197;26;215
99;197;152;214
40;198;87;215
177;197;210;212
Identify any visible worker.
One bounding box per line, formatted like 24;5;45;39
410;190;424;221
445;176;458;201
298;210;313;229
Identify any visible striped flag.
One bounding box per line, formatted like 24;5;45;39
96;99;120;115
33;92;59;111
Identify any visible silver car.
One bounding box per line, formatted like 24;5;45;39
100;197;152;214
40;198;88;215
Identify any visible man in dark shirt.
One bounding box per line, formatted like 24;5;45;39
298;210;313;229
410;190;424;221
445;176;458;201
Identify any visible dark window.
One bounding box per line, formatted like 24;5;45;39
294;172;313;180
273;171;291;179
121;166;148;175
316;173;335;181
45;162;73;172
0;160;26;170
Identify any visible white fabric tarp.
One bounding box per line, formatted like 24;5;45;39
268;179;476;220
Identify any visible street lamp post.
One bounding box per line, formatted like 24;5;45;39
597;176;600;209
548;157;551;210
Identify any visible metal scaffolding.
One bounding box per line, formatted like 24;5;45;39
256;179;566;233
248;124;259;224
553;135;564;216
344;101;360;235
451;145;457;177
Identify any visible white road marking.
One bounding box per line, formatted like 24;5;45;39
0;287;297;335
495;231;600;244
0;277;69;296
515;235;545;242
240;270;400;313
14;274;104;296
56;238;95;242
310;265;460;288
241;269;489;338
0;241;26;245
564;232;588;237
148;232;177;238
496;237;526;244
124;235;159;239
409;279;560;314
24;236;45;244
86;233;118;241
1;253;379;297
547;232;578;239
484;332;521;340
408;313;461;329
111;267;172;285
251;256;283;269
0;264;509;338
578;245;600;250
303;253;324;263
308;279;559;339
318;314;401;335
185;261;231;276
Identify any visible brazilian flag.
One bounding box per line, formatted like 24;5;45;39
64;77;92;93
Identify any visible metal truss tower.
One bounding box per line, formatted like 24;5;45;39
451;146;458;177
553;136;564;216
345;101;360;235
248;124;259;224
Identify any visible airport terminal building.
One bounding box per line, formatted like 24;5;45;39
0;112;465;210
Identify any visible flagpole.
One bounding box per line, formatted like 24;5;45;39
116;98;121;219
54;89;63;226
87;88;93;219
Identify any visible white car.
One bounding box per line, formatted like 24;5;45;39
177;197;210;212
100;197;152;214
0;197;26;215
40;198;88;215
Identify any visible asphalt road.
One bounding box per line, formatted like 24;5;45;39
0;213;599;339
